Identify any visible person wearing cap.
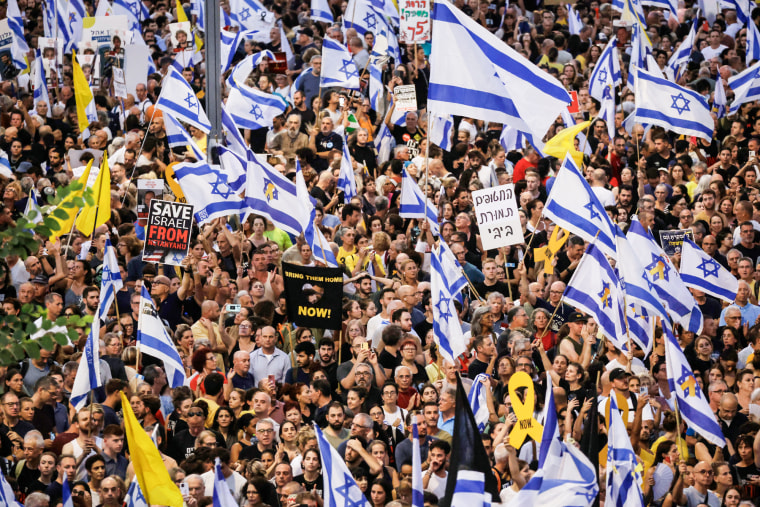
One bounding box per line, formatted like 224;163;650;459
608;367;640;423
558;311;594;366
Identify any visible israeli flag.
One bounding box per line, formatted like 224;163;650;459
112;0;147;32
725;0;750;24
431;243;468;363
625;303;655;358
173;160;247;225
563;241;628;352
99;238;123;316
499;125;546;155
399;168;440;235
155;67;211;133
229;0;266;29
749;19;760;65
137;286;186;388
567;4;584;34
668;19;696;81
32;51;50;106
428;114;454;152
220;29;257;73
371;0;400;27
634;68;714;141
606;393;644;507
680;236;738;303
428;1;570;138
337;139;358;203
375;122;395;164
369;62;384;112
70;315;103;410
538;374;560;466
544;154;621;259
412;419;424;507
344;0;383;36
221;105;248;158
7;0;29;70
213;458;239;507
0;150;10;176
728;59;760;115
664;325;725;447
217;146;249;194
468;374;490;432
627;20;651;88
450;471;491;507
62;475;74;507
226;84;289;130
66;0;86;52
0;464;21;506
627;218;703;334
164;114;205;161
641;0;677;14
321;37;361;90
296;161;338;267
230;49;276;87
589;37;621;103
124;477;148;507
311;0;333;23
243;151;305;236
192;0;205;30
314;423;371;507
713;76;727;118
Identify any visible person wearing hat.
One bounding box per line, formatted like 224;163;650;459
608;367;639;421
558;311;594;366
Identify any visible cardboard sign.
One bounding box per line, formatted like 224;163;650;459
393;85;418;113
137;179;166;219
400;0;431;43
282;262;344;330
143;200;193;265
112;67;128;98
268;52;288;74
659;229;694;256
472;184;525;250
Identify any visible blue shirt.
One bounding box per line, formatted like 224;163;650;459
719;301;760;327
249;348;291;384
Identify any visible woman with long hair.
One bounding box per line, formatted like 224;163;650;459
369;479;393;507
210;406;238;449
63;259;92;307
230;413;257;463
643;439;678;506
295;448;323;495
278;420;301;462
248;216;269;248
174;324;194;375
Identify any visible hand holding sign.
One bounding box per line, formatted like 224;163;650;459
507;372;543;448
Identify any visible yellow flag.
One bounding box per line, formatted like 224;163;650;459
542;119;591;168
75;154;111;236
120;392;184;506
72;51;96;135
49;159;93;241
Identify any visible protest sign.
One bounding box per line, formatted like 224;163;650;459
137;179;166;219
659;229;694;256
112;68;128;98
282;263;343;330
472;184;524;250
143;200;193;265
400;0;430;43
393;85;418;113
0;20;17;81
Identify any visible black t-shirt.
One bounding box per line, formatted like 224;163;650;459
239;442;275;462
16;463;41;495
294;472;323;498
167;430;200;463
736;243;760;264
378;350;402;373
473;280;511;299
156;292;183;330
468;358;489;379
32;404;55;437
646;152;673;170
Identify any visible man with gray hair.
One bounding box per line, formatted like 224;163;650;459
270;114;309;162
239;419;276;461
720;280;760;326
18;430;46;495
182;474;205;506
24;492;51;507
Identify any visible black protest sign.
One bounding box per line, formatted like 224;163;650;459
143;200;193;265
282;262;343;329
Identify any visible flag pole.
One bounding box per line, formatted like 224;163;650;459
460;266;485;303
664;331;686;460
122;101;160;206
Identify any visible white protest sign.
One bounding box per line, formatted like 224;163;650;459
472;184;524;250
400;0;430;42
112;68;128;98
394;84;417;112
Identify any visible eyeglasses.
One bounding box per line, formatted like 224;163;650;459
383;391;397;396
239;324;252;329
187;410;204;417
257;429;274;434
696;470;713;475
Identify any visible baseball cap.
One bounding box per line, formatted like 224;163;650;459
609;368;631;381
567;311;585;323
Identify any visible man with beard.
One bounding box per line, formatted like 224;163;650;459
322;401;350;448
290;90;315;133
82;286;100;317
269;114;309;163
338;336;387;391
316;338;339;389
285;342;316;384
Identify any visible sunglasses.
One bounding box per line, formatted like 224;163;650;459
188;410;204;417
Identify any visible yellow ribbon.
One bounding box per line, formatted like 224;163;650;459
508;372;544;448
534;226;570;275
164;163;187;202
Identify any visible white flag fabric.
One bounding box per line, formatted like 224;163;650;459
399;168;439;235
668;19;696;80
0;462;22;506
321;37;361;90
411;419;424;507
296;161;339;267
680;236;738;303
748;18;760;65
568;4;584;34
311;0;333;23
431;243;468;363
229;0;267;29
428;1;569;138
467;374;490;432
137;286;187;388
226;84;289;130
337;137;358;202
634;68;714;140
606;393;644;507
33;50;50;117
155;67;211;133
163;114;205;161
588;37;621;102
212;458;239;507
124;477;149;507
428;114;454;152
728;60;760;115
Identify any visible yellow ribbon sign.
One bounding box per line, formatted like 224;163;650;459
534;226;569;275
508;371;543;448
164;163;187;203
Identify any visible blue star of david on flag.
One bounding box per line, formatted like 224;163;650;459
339;59;359;80
170;251;185;264
697;257;721;278
598;280;612;309
335;475;367;507
629;302;649;319
184;93;197;111
364;11;376;29
250;104;264;120
641;269;655;291
435;291;452;323
240;7;251;20
584;201;601;220
670;92;691;115
676;364;700;397
645;253;670;282
597;68;608;85
210;176;234;199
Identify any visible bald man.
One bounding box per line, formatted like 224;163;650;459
719;282;760;326
190;301;233;355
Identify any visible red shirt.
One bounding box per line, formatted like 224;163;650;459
513;158;538;183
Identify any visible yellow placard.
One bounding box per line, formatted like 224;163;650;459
508;371;543;448
534;226;569;275
164;163;187;203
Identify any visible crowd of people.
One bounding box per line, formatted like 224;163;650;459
4;0;760;506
